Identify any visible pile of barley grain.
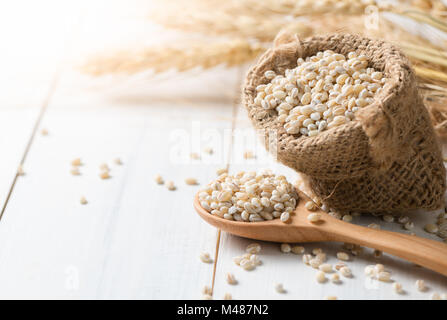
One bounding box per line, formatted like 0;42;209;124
199;170;298;222
255;50;386;136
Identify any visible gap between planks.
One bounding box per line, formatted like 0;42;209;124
210;66;243;295
0;72;61;221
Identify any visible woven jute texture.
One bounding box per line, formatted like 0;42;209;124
243;33;446;213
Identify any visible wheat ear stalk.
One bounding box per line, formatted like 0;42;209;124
81;40;264;76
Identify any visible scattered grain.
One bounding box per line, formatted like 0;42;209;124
185;177;198;185
154;174;164;185
291;245;305;254
340;266;352;278
319;263;333;273
331;273;341;283
202;285;212;295
415;279;426;292
224;293;232;300
80;196;88;205
190;152;200;160
373;250;382;258
431;292;441;300
70;168;80;176
393;282;403;294
166;181;176;191
200;252;212;264
304;201;317;211
275;283;285;293
404;221;414;230
246;243;261;254
316;271;326;283
336;252;350;261
243;151;255;159
226;273;237;285
307;213;321;223
100;171;111;179
280;243;291;253
424;223;438;234
71;158;82;166
377;271;391;282
17;165;25;176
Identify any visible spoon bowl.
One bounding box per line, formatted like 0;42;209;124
194;189;447;276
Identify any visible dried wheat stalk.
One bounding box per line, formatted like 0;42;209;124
81;40;264;76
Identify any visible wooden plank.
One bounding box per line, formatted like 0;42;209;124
0;64;239;299
212;105;447;300
0;1;76;213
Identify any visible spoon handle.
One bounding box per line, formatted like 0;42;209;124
324;219;447;276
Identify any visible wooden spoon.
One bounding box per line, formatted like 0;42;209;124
194;190;447;276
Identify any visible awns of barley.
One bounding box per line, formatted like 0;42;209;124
81;40;264;76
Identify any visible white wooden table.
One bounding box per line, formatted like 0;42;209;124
0;0;446;299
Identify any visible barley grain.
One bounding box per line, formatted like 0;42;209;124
226;273;237;285
424;223;438;234
190;152;200;160
291;245;305;254
185;177;199;185
331;273;341;283
415;279;426;291
275;283;285;293
246;243;261;254
100;171;111;180
307;213;321;223
202;285;212;295
393;282;403;294
316;271;326;283
154;174;164;185
224;293;232;300
80;196;88;205
304;201;317;211
377;271;391;282
368;223;381;230
243;151;255;159
257;51;385;137
431;292;441;300
319;263;333;273
340;266;352;278
337;252;350;261
326;295;337;300
71;158;82;166
200;252;213;264
70;168;80;176
404;221;414;230
280;243;291;253
166;181;176;191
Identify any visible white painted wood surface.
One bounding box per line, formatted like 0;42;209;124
0;0;445;300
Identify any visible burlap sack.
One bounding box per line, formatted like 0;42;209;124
243;33;446;213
